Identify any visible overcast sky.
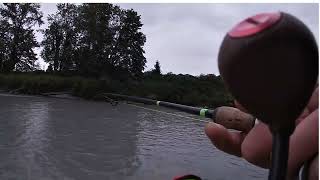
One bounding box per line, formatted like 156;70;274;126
38;3;319;75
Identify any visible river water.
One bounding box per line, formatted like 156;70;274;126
0;94;268;180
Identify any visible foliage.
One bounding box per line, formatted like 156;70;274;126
152;60;161;75
41;3;146;79
41;4;78;72
134;73;233;108
0;3;43;72
0;72;233;108
115;8;146;79
0;3;232;108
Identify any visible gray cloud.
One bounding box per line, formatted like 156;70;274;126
118;3;318;75
38;3;318;75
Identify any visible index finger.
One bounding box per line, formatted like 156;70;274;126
205;122;245;157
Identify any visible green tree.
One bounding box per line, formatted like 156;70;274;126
115;9;146;79
42;3;147;78
0;19;10;72
153;60;161;75
56;3;78;72
41;16;63;71
76;3;114;76
108;5;126;76
0;3;43;72
41;3;78;72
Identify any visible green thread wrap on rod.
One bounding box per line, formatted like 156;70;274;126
102;93;214;119
199;109;208;117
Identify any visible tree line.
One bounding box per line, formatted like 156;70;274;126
0;3;233;107
0;3;146;79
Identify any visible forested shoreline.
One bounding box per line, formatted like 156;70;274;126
0;3;233;108
0;72;233;108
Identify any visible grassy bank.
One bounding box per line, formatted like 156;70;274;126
0;72;233;108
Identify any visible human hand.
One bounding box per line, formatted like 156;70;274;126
205;87;318;180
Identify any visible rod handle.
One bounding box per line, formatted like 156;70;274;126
214;106;256;132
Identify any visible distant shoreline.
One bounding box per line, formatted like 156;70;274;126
0;73;233;108
0;90;82;101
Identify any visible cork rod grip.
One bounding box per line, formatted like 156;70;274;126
213;106;256;132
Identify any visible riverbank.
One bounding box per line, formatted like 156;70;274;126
0;73;233;108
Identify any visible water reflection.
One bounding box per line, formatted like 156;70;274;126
19;101;50;179
130;104;268;180
0;94;268;180
0;95;51;179
0;95;141;180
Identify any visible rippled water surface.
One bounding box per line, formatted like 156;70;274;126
0;94;268;180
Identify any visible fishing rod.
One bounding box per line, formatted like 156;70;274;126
125;103;211;123
102;92;256;132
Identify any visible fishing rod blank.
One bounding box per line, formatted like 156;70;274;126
102;93;255;132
